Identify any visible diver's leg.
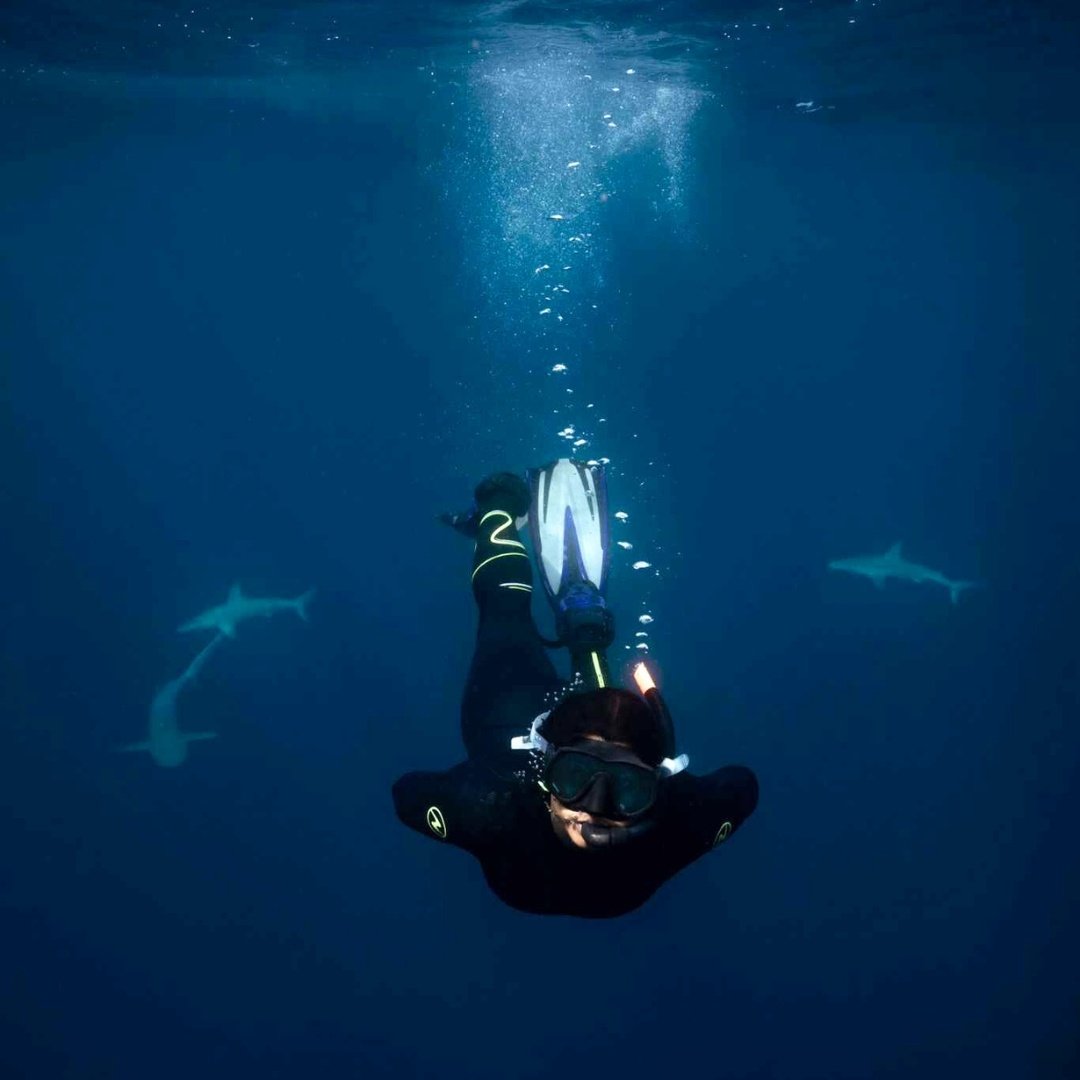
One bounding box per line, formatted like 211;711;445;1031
460;474;563;762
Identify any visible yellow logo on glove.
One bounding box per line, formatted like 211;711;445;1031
426;806;448;839
712;821;732;847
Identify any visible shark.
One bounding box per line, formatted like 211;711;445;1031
117;633;224;767
179;583;315;637
828;542;979;605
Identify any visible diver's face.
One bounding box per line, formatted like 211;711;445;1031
547;734;635;850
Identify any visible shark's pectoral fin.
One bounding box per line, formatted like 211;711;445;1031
228;582;243;602
116;741;152;754
183;731;218;742
872;576;886;589
886;541;903;558
221;621;236;638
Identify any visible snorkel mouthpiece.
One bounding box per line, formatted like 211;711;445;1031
578;818;656;848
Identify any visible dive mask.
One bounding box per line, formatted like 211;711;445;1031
543;739;659;820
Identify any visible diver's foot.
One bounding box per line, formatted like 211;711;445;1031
438;472;529;539
437;506;481;539
556;582;615;649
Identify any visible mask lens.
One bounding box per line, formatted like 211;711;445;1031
547;751;657;818
548;751;598;802
609;763;656;816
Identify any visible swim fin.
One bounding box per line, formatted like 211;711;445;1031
527;459;614;655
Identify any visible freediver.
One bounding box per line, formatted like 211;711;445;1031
391;460;758;918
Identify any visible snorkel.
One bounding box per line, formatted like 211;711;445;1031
632;661;680;764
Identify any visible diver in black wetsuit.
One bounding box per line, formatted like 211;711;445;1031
391;462;758;919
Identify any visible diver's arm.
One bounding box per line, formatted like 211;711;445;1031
391;761;513;853
663;765;759;856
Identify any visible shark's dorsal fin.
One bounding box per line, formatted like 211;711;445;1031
228;582;243;602
885;541;903;558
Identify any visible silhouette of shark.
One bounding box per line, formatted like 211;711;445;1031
117;634;224;767
829;542;979;605
179;583;315;637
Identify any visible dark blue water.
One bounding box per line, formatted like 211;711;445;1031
2;2;1078;1077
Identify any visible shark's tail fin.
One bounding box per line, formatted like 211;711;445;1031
949;580;980;605
296;588;316;622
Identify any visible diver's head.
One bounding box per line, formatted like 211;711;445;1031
540;688;667;850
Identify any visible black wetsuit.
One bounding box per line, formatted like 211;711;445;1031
392;503;759;919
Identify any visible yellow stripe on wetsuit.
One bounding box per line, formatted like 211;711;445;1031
590;651;606;688
471;510;529;584
480;509;525;549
